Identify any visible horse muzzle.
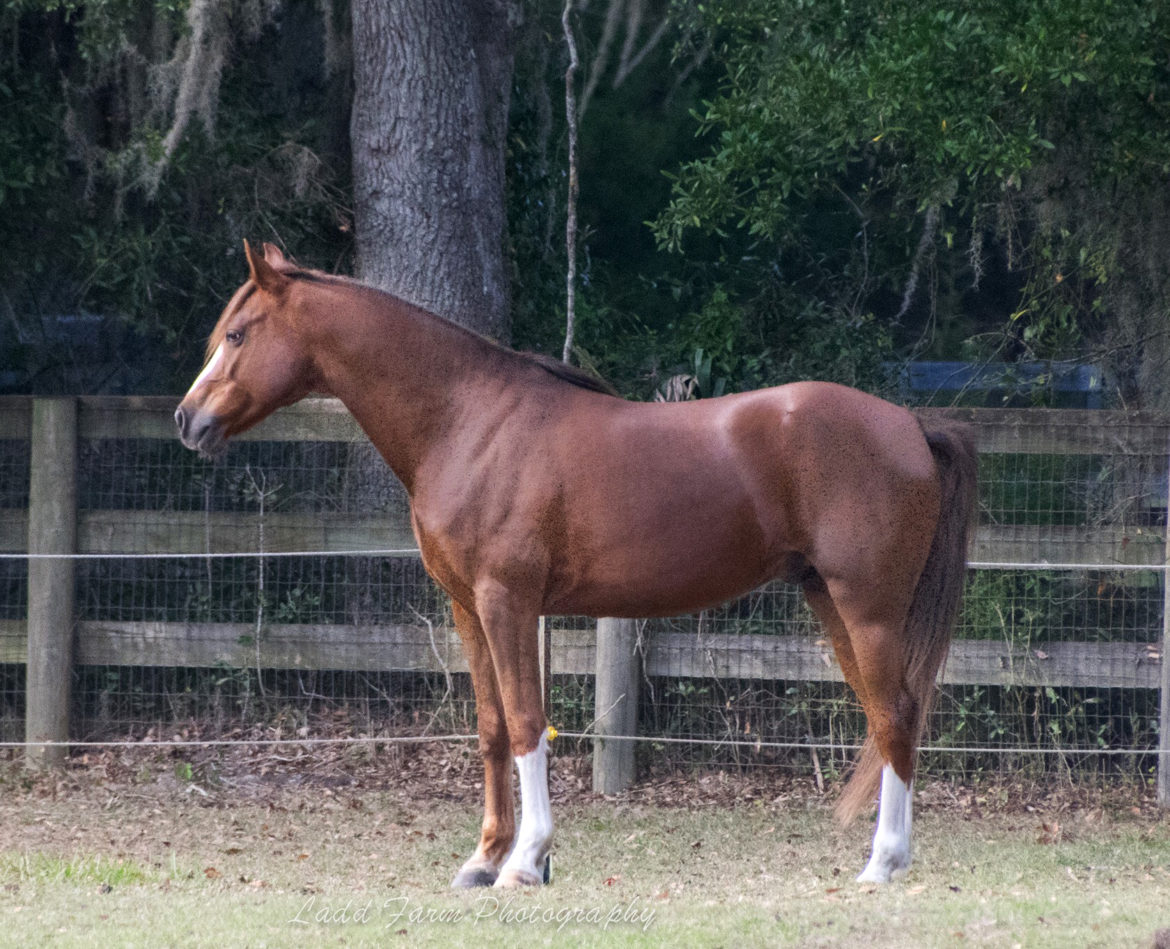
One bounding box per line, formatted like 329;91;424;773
175;404;227;459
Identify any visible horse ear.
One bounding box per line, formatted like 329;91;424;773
261;242;288;267
244;239;288;295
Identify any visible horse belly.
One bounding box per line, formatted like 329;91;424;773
548;559;770;619
544;487;778;618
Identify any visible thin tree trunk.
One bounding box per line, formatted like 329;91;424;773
561;0;580;364
350;0;518;341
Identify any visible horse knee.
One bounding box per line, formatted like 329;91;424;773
470;707;507;761
507;714;548;758
479;731;510;761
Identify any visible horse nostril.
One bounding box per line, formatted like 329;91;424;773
174;406;187;435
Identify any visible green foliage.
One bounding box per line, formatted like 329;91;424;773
979;453;1096;528
0;71;64;209
0;1;352;393
6;0;1169;401
656;0;1170;389
507;5;734;397
662;0;1170;242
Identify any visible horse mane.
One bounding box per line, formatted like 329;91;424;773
243;259;619;398
284;266;620;397
526;353;620;397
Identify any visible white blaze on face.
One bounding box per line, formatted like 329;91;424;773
186;343;225;399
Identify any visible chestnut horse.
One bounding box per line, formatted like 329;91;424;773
176;242;977;887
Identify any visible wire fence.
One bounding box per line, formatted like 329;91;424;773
0;398;1167;792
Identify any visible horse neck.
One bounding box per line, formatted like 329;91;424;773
297;279;506;494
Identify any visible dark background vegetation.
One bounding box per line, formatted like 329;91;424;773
2;0;1169;403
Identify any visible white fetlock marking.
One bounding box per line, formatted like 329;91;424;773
857;764;913;883
495;731;553;886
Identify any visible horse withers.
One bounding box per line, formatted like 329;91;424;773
176;242;977;887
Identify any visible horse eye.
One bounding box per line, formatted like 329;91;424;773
226;329;245;346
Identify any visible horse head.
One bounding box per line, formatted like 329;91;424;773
175;241;318;458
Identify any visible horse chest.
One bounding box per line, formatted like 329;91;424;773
409;494;551;603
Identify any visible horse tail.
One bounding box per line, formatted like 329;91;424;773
835;418;978;823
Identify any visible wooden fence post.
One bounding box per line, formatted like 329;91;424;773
1162;580;1170;807
1160;434;1170;808
592;617;640;794
25;397;78;769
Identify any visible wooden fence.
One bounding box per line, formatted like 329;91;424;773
0;396;1168;802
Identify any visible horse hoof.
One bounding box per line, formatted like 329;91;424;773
493;867;543;888
451;865;498;888
856;854;910;884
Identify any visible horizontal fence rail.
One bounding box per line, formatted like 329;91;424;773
0;622;1159;690
0;396;1167;803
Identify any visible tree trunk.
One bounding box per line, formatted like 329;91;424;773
350;0;518;341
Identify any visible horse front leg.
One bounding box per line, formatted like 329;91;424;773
449;601;515;888
475;581;552;888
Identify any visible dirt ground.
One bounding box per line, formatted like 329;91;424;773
3;736;1165;844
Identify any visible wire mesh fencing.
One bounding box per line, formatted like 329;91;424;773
0;397;1167;792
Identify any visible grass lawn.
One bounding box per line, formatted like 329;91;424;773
1;747;1167;948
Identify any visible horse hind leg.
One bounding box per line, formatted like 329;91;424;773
803;578;890;802
851;622;923;882
806;578;921;883
450;602;515;888
857;763;915;884
803;578;870;710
